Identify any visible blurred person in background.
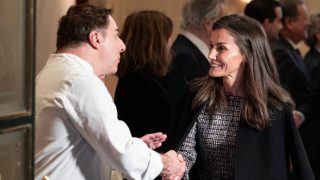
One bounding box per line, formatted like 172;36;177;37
115;10;175;152
303;12;320;179
271;0;319;178
162;0;225;153
244;0;283;42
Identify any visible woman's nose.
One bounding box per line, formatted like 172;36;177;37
208;49;216;60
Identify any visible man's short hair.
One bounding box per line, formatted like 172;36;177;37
280;0;304;24
244;0;282;24
56;4;112;49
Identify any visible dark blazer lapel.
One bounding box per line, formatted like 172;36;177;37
176;35;210;73
304;47;320;75
279;36;309;76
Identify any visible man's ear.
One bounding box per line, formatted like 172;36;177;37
262;19;271;30
283;17;295;30
203;17;214;32
88;30;101;49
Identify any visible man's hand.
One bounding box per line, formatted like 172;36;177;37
293;110;303;128
160;150;186;180
140;132;167;149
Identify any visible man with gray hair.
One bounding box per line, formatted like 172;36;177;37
161;0;224;177
164;0;224;91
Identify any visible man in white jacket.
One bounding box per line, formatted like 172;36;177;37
35;4;185;180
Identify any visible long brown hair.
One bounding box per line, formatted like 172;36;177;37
192;15;294;130
117;10;173;77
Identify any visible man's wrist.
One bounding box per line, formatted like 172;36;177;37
160;154;168;172
297;111;306;123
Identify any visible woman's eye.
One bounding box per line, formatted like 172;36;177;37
217;46;226;52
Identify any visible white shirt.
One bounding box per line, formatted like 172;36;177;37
182;31;210;61
35;53;163;180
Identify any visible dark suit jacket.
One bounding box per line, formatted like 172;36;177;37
304;47;320;84
271;36;319;179
271;36;314;121
303;47;320;179
162;34;210;104
161;34;210;149
114;69;175;152
178;104;315;180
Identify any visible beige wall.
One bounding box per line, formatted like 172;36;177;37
35;0;320;98
36;0;74;74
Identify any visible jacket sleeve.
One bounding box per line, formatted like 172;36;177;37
114;73;155;137
273;47;314;121
177;119;198;180
68;75;163;180
285;107;315;180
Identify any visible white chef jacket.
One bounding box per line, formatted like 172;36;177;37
35;53;163;180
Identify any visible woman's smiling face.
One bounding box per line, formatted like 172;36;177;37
208;28;245;81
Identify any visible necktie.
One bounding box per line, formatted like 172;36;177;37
295;48;302;58
294;48;309;76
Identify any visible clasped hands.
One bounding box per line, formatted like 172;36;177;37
140;132;186;180
160;150;186;180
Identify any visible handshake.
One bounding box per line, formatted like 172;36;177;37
140;133;186;180
160;150;186;180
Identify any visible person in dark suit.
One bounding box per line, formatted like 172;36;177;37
114;11;175;152
162;0;225;150
177;14;315;180
271;0;312;128
303;13;320;179
305;13;320;82
271;1;320;178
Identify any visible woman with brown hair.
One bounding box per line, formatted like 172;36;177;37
176;14;314;180
115;10;175;151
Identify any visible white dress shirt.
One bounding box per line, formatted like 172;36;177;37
35;53;163;180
